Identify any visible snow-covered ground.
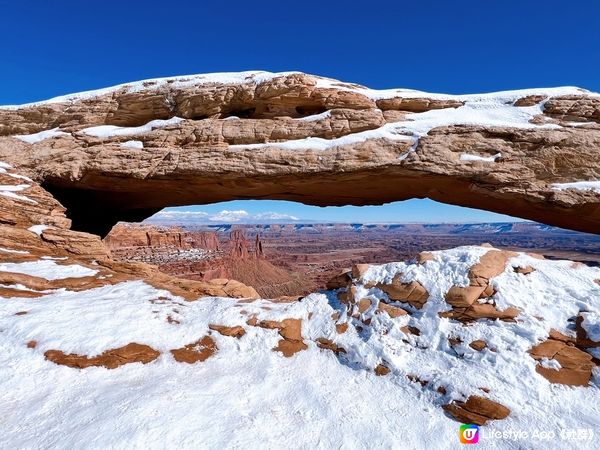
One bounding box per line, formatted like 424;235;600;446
0;259;97;280
1;245;599;449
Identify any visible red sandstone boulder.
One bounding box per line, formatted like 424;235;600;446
376;275;428;309
45;343;160;369
443;395;510;426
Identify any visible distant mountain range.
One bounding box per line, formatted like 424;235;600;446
142;219;591;236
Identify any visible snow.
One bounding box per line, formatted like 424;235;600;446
0;184;29;192
294;110;332;121
4;172;33;182
460;152;502;162
580;312;600;342
14;127;68;144
0;247;30;255
0;184;36;203
120;140;144;149
0;245;599;448
81;117;184;138
0;259;98;280
229;91;566;154
540;357;562;370
0;71;301;109
0;162;32;181
551;181;600;195
27;224;49;236
315;77;596;102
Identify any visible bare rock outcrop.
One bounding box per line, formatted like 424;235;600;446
441;250;521;322
170;336;217;364
529;337;595;386
44;343;160;369
1;71;598;236
443;395;510;426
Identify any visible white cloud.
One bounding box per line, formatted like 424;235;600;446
209;210;250;222
254;212;300;221
148;209;300;224
153;211;210;219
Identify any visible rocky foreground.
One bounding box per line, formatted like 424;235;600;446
1;159;599;448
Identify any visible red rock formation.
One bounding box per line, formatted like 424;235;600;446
45;343;160;369
1;72;599;236
105;224;219;252
228;229;249;259
106;225;307;298
443;396;510;426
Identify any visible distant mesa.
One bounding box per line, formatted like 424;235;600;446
105;224;307;298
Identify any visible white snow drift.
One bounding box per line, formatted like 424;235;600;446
0;245;598;449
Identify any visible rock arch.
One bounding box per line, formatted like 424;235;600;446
1;71;599;236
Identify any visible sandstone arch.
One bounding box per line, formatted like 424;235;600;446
1;71;599;236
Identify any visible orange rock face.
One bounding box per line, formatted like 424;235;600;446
376;275;429;309
441;249;521;323
1;72;599;236
443;395;510;426
316;338;347;355
254;318;308;357
376;301;408;318
105;224;220;252
529;337;595;386
325;268;351;290
208;324;246;338
170;336;217;363
45;343;160;369
469;340;487;351
374;364;391;376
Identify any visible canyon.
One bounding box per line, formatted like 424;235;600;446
105;224;307;298
105;221;600;297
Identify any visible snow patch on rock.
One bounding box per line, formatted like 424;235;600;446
0;184;36;203
14;127;69;144
0;259;98;280
120;140;144;149
27;224;49;236
81;117;184;138
551;181;600;195
460;153;502;162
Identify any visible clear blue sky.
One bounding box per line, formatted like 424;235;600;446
2;1;598;222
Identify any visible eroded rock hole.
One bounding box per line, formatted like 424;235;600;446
295;105;327;116
221;107;256;119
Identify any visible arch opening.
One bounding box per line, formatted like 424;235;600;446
40;166;600;240
102;199;600;298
